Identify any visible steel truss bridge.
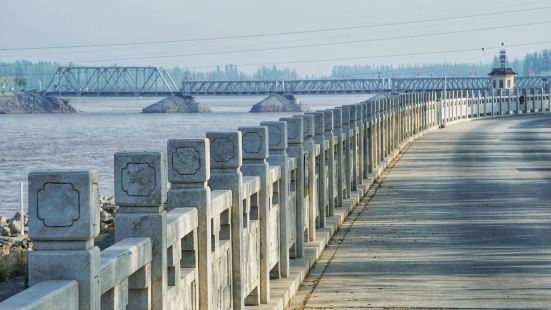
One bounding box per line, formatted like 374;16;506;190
182;76;550;95
43;66;179;96
42;66;550;96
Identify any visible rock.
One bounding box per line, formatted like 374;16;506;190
11;212;24;223
1;226;10;237
250;94;311;113
0;216;6;227
142;95;211;113
0;92;77;114
8;220;22;235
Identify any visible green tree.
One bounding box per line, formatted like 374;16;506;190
13;77;27;91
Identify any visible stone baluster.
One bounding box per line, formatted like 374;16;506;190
367;102;376;173
377;100;385;164
238;125;276;304
361;102;369;181
341;105;352;199
166;139;211;309
330;108;344;208
260;121;290;276
306;111;327;228
356;103;364;182
322;110;335;217
205;131;245;310
348;104;359;192
279;117;305;258
28;170;101;310
293;114;316;242
114;152;167;310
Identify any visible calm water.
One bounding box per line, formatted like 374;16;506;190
0;94;371;217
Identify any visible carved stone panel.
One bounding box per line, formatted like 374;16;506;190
168;139;210;183
28;170;99;241
114;152;167;207
239;126;268;160
332;108;342;128
323;110;334;132
260;121;287;151
206;132;242;169
280;117;303;144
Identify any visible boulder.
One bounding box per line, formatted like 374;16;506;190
0;92;77;114
142;95;211;113
250;94;311;113
0;216;6;227
8;220;22;235
1;226;10;237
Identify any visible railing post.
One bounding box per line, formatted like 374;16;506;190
341;105;353;199
306;112;327;228
322;110;335;217
238;126;273;304
114;152;167;310
348;105;359;191
331;108;345;208
166;139;209;309
293;114;316;242
260;121;290;276
205;131;245;310
361;102;370;180
367;103;376;173
28;170;101;310
279;117;305;258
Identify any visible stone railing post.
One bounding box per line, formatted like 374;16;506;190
341;105;353;199
166;139;211;309
279;117;305;258
260;121;290;276
293;114;316;242
322;110;335;217
367;102;376;173
330;108;345;207
238;125;274;304
354;104;363;183
377;100;385;164
205;131;245;310
306;111;327;228
361;102;369;180
114;152;167;310
28;170;100;310
348;104;359;191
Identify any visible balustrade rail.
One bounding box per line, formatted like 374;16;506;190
1;88;550;310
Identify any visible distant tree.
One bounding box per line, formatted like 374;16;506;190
13;77;27;91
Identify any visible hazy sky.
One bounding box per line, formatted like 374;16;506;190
1;0;550;75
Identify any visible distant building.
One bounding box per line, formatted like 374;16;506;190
489;48;516;89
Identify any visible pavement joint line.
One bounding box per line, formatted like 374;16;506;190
294;141;415;310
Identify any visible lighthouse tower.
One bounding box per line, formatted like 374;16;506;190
489;46;516;89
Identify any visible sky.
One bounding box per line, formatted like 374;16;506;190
1;0;550;75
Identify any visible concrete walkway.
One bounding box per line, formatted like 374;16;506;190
290;114;551;309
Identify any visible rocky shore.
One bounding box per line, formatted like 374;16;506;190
0;92;77;114
142;94;211;113
0;196;118;257
250;94;311;112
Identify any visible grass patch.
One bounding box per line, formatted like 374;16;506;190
0;252;27;283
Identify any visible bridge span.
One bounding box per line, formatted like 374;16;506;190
42;66;550;96
1;88;550;309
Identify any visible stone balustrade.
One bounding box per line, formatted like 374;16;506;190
1;88;550;310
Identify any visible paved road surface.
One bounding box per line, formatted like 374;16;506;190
291;114;551;309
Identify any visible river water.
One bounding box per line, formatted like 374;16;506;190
0;94;371;217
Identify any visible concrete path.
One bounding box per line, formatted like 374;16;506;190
290;114;551;309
